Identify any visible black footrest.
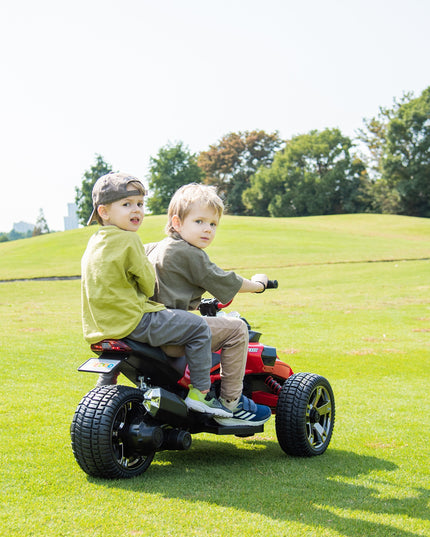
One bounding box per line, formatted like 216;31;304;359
202;423;265;436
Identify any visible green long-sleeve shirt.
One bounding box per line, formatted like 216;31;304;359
81;226;164;344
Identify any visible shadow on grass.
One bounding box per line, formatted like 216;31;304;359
89;438;429;536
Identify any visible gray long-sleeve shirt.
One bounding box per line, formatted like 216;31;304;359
145;233;243;310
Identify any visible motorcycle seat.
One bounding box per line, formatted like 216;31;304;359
122;338;188;380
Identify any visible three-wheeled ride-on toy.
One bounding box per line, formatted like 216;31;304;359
71;281;335;479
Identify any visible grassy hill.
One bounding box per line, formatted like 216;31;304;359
0;213;429;280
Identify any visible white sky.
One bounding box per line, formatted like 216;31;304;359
1;0;429;232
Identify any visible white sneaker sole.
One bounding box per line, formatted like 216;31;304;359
185;397;232;418
214;414;271;426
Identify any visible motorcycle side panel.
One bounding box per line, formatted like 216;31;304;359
264;360;293;379
252;391;278;409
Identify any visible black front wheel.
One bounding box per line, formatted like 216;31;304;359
71;385;155;479
275;373;335;457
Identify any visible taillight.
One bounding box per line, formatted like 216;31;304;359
90;339;132;352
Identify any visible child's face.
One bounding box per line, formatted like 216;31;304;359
172;203;219;249
98;188;144;232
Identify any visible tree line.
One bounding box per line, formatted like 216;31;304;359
0;209;50;242
75;86;430;225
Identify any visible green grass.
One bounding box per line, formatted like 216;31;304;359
1;213;429;280
0;214;429;536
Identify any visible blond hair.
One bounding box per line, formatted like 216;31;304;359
166;183;224;235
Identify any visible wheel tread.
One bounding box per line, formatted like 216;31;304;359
71;386;154;478
275;372;335;457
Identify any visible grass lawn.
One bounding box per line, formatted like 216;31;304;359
0;214;429;536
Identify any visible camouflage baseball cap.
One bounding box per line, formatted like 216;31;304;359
87;172;147;225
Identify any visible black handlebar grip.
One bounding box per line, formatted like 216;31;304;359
266;280;278;289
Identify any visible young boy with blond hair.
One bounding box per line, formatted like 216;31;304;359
81;172;232;418
145;183;271;425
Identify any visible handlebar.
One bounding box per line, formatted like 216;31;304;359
198;279;278;316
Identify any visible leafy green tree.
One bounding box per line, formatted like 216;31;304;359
7;230;33;241
363;177;402;214
243;129;371;217
382;86;430;217
75;154;113;225
357;94;412;214
358;106;393;181
197;130;284;214
147;142;203;214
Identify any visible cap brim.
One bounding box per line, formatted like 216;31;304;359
87;207;97;225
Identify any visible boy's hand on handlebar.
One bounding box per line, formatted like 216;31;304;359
251;273;268;293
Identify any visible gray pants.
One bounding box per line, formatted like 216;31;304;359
98;309;212;391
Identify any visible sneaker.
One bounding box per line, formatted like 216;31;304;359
185;386;233;418
215;395;271;426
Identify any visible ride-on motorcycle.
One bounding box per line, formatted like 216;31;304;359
70;281;335;479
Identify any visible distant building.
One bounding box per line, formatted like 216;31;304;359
13;221;35;234
64;203;79;230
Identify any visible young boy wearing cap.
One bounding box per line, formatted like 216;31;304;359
81;172;232;418
144;183;271;426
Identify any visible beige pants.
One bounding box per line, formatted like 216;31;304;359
163;315;248;401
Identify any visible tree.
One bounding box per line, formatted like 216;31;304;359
197;130;284;214
364;177;402;214
357;93;412;214
243;129;372;217
6;229;33;241
382;86;430;217
146;142;203;214
33;208;50;236
75;154;113;225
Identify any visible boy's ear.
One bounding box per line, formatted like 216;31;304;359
171;215;182;232
97;205;109;222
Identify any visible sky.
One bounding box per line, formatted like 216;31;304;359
1;0;429;232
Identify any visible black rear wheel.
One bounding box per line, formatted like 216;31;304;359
71;385;155;478
275;373;335;456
